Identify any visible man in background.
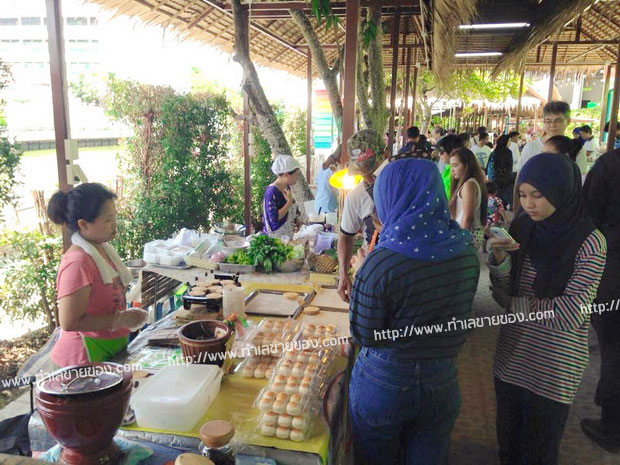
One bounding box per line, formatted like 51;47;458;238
580;125;601;161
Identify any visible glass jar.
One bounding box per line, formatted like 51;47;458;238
198;420;235;465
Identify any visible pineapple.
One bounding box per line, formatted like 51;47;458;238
309;252;338;273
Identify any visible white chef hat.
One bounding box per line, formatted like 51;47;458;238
271;154;301;175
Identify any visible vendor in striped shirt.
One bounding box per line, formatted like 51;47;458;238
488;153;607;465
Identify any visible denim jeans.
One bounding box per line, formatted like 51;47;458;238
495;378;570;465
348;347;461;465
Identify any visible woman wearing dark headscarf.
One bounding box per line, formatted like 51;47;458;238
349;159;481;465
488;153;607;465
487;134;514;207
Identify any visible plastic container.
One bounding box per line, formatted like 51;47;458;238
222;286;246;319
131;364;223;432
235;355;279;379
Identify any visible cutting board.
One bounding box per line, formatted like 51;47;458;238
244;290;303;317
309;287;349;312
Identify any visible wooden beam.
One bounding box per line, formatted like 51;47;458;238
606;40;620;153
515;69;524;130
600;63;611;145
411;65;418;127
403;47;411;129
542;40;619;46
388;11;401;154
185;5;215;30
46;0;71;250
341;0;360;165
306;50;312;182
228;1;420;10
547;43;558;103
308;43;420;49
591;5;620;31
200;0;307;57
575;14;582;42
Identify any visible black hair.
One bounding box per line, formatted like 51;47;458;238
543;100;570;118
438;134;464;155
457;132;469;144
479;132;489;140
47;183;117;232
580;125;592;134
477;126;487;134
604;121;619;133
486;181;498;195
508;131;520;139
496;134;510;149
407;126;420;139
545;135;580;162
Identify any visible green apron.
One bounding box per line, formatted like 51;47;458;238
82;335;129;362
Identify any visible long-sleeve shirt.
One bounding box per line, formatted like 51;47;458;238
488;230;607;404
349;245;480;360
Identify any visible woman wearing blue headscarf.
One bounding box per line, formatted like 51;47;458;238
488;153;607;465
348;158;480;465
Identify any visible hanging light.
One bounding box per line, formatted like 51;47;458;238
329;168;363;190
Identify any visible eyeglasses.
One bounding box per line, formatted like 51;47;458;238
543;118;566;125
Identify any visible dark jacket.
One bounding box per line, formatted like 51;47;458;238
583;149;620;303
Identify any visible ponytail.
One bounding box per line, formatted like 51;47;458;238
46;183;117;232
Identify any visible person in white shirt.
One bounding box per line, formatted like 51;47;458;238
337;129;389;302
580;125;600;161
514;101;588;209
508;131;521;171
473;132;493;172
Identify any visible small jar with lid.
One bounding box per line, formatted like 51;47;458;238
198;420;235;465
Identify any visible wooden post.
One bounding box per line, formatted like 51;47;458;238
46;0;71;251
515;69;525;131
341;0;360;165
606;40;620;153
600;63;611;145
306;50;312;182
548;43;558;102
387;11;401;154
241;10;251;232
403;47;412;130
411;65;418;127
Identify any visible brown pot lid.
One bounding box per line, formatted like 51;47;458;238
175;453;214;465
38;363;123;396
205;293;222;300
199;420;235;448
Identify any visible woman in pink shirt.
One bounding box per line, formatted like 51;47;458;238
47;183;147;367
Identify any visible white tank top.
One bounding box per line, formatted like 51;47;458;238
455;178;482;230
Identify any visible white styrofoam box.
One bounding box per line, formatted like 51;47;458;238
131;365;223;432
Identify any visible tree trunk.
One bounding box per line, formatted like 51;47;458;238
290;9;343;132
420;101;433;135
231;0;313;218
367;7;387;136
356;43;373;130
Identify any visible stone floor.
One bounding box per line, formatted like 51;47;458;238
450;257;619;465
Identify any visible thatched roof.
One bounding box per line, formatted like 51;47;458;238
87;0;618;78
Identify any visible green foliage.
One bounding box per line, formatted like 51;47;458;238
567;107;600;135
311;0;340;31
0;59;22;221
250;128;275;229
0;137;23;220
0;231;62;329
361;19;378;48
282;107;307;157
246;234;292;273
72;74;244;259
225;249;253;265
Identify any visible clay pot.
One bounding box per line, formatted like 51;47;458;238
35;363;132;465
178;320;232;366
